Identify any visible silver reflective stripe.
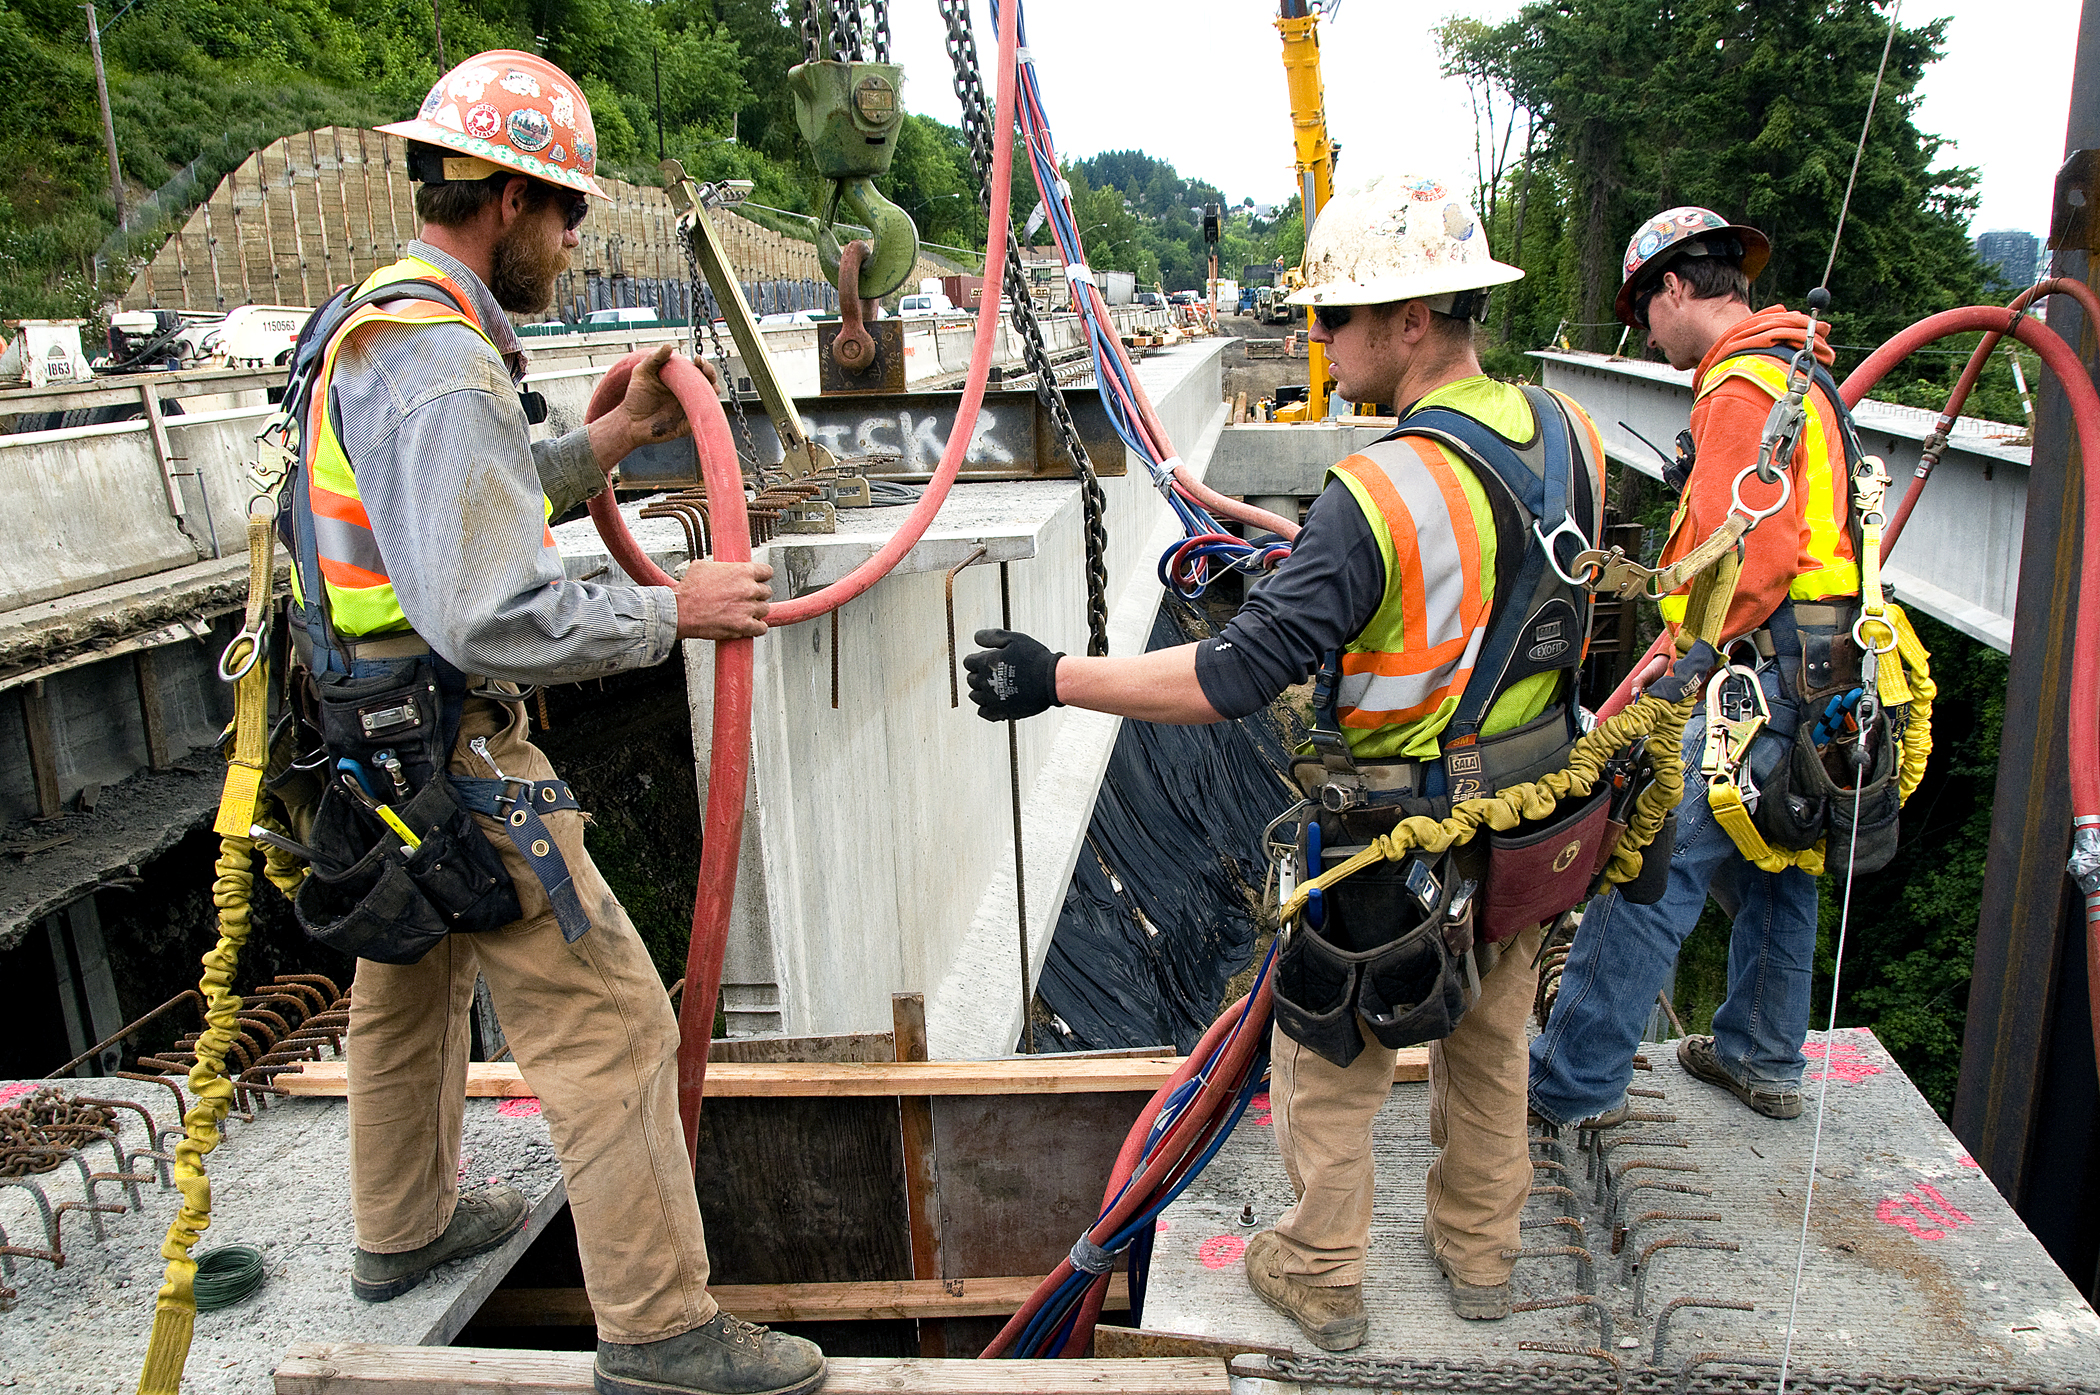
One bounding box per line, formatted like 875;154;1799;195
312;511;388;579
1338;437;1482;719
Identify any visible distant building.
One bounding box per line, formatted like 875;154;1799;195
1976;229;2041;287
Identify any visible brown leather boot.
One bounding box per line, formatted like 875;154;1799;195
1243;1229;1368;1351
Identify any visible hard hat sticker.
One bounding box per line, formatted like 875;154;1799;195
465;104;502;140
502;69;542;97
449;66;498;101
1445;204;1475;240
509;107;554;153
551;91;576;128
1404;177;1447;201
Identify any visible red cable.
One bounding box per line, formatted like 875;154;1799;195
1841;307;2100;1082
585;358;749;1158
578;0;1025;1153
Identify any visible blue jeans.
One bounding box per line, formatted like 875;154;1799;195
1527;673;1818;1125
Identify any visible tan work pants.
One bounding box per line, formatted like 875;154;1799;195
1269;924;1542;1287
347;696;717;1344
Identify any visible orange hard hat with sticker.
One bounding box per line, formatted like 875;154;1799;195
379;49;611;200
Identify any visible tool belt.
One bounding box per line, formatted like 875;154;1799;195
282;650;591;964
1720;599;1904;878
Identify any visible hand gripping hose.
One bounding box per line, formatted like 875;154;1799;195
583;0;1023;1155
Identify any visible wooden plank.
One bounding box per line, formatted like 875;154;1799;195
472;1274;1127;1327
274;1345;1227;1394
20;681;62;819
1092;1325;1290;1362
894;993;948;1357
280;1051;1429;1098
707;1031;895;1064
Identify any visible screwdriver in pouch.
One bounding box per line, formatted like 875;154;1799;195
337;765;423;854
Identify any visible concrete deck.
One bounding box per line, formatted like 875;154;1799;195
1143;1027;2100;1386
0;1078;563;1394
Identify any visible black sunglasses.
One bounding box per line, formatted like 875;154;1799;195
1313;304;1353;333
1633;284;1661;328
556;191;590;232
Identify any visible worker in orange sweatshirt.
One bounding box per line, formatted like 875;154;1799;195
1528;208;1861;1126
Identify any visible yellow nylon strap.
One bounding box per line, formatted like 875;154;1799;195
1882;603;1935;806
1708;779;1828;875
143;512;277;1393
211;513;276;839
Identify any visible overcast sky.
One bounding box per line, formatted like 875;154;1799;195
885;1;2080;244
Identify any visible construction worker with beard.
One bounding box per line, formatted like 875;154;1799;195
286;51;822;1395
965;170;1607;1346
1528;209;1863;1133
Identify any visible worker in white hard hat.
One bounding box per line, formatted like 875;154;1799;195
964;170;1609;1344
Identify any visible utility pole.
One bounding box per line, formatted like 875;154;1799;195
83;2;125;228
654;49;666;161
432;0;445;68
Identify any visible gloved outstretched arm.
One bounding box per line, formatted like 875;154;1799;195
964;629;1065;722
964;630;1224;725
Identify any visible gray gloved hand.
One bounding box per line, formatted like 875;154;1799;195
964;629;1064;722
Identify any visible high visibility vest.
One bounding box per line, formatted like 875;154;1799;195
290;255;554;639
1325;390;1604;761
1657;351;1859;626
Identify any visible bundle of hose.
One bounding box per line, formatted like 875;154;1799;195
1839;305;2100;1075
192;1246;267;1311
982;967;1276;1357
582;353;751;1151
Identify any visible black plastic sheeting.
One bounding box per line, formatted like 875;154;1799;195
1032;602;1299;1054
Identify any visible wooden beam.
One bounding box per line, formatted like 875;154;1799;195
274;1344;1227;1394
279;1050;1429;1099
473;1274;1128;1328
894;992;948;1357
20;681;62;820
1092;1325;1291;1363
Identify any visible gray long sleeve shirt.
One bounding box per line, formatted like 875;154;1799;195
329;240;680;684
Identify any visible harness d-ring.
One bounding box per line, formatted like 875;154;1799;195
1536;514;1598;586
1730;462;1793;525
1852;613;1899;655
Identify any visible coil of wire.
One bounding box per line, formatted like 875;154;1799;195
193;1245;267;1311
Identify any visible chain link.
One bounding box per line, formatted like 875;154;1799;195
1264;1355;2100;1395
802;0;822;63
683;229;762;475
870;0;890;62
835;0;864;61
938;0;1110;655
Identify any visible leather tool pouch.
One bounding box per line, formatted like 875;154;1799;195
1751;716;1901;876
292;661;522;963
1476;786;1612;943
1274;849;1471;1068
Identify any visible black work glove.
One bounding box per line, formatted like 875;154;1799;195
964;629;1064;722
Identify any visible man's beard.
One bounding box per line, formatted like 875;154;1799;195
489;222;568;315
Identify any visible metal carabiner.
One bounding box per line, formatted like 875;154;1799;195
1535;514;1598;587
1729;461;1794;526
1699;662;1769;783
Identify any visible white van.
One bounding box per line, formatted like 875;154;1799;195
898;292;955;317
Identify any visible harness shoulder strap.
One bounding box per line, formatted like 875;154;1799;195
1716;346;1871;593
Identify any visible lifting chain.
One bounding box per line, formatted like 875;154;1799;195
684;233;763;476
1263;1354;2100;1395
939;0;1111;655
803;1;886;64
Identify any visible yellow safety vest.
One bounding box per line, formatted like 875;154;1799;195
291;256;554;638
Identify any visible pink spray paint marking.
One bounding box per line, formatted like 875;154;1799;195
1154;1218;1171;1234
1248;1091;1272;1126
0;1084;37;1108
1804;1037;1883;1085
1956;1153;1981;1170
1876;1181;1975;1242
1198;1234;1247;1270
498;1097;543;1118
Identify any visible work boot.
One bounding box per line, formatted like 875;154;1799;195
1243;1229;1368;1352
1423;1228;1512;1321
1527;1098;1630;1132
1677;1035;1803;1120
351;1183;527;1301
594;1309;826;1395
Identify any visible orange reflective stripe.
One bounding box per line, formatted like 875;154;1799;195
1410;437;1487;632
307;481;373;532
1342;691;1453;729
318;555;390;590
1335;454;1428;645
1341;634;1471;677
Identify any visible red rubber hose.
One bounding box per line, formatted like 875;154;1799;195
1841;305;2100;1077
585;357;750;1157
580;0;1024;1155
1877;278;2100;556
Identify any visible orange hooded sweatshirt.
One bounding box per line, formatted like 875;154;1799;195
1655;306;1856;644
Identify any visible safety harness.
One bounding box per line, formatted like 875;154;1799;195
266;264;592;956
1275;389;1652;1067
